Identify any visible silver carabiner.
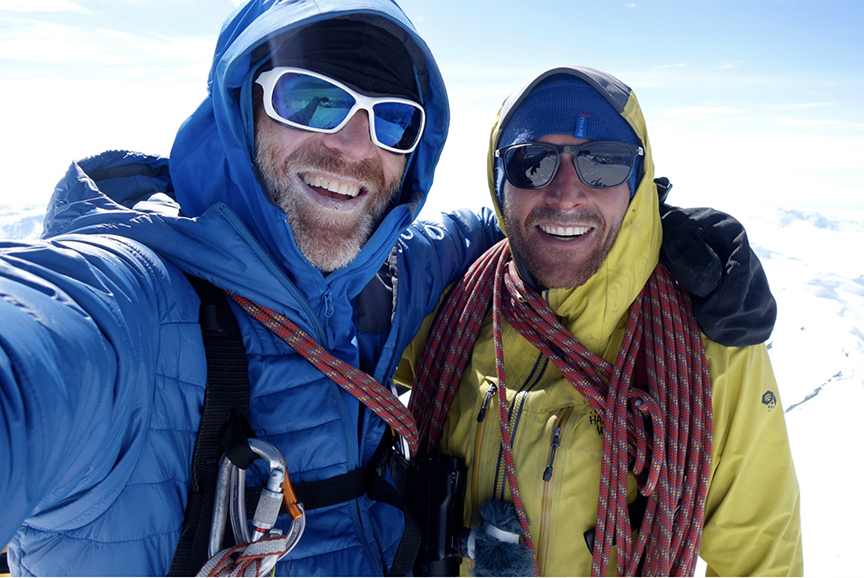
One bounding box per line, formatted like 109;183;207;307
209;438;306;561
387;378;411;459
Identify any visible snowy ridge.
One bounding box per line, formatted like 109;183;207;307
1;203;862;575
740;207;863;576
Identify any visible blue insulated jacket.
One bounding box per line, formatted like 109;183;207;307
0;1;499;575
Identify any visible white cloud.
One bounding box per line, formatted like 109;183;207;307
716;60;743;70
775;116;839;127
662;105;745;121
0;0;89;13
772;102;834;110
0;17;213;75
625;3;637;8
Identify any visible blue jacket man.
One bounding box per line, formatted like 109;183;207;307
0;0;500;575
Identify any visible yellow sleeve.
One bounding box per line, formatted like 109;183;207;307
700;341;804;576
393;305;439;389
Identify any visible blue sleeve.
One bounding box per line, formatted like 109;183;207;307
0;234;166;546
397;207;501;319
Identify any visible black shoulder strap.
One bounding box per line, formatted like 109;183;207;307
168;275;250;577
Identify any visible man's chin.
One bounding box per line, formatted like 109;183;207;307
288;211;372;272
535;264;598;290
296;234;363;272
512;243;608;290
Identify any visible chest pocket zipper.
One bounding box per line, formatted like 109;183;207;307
538;406;575;576
471;381;497;525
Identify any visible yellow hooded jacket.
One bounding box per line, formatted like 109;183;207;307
397;66;803;576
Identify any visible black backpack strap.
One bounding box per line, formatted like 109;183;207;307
168;275;250;577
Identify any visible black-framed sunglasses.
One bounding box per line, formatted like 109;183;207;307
495;140;644;190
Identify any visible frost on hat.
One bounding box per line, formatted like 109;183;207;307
496;73;641;199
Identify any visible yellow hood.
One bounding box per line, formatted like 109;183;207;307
486;66;661;358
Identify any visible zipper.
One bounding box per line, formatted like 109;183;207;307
219;205;327;345
492;353;549;500
323;292;334;317
538;406;575;576
477;381;496;423
542;426;562;483
471;380;497;523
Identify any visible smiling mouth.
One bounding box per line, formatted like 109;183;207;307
538;223;592;239
302;173;363;199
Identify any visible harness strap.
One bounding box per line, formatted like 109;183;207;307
169;276;251;577
245;466;369;512
172;280;420;576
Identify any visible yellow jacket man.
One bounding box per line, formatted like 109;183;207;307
398;66;802;576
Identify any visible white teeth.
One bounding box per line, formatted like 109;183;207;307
539;224;590;237
302;174;361;198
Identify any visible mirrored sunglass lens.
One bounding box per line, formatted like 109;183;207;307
372;102;423;150
505;145;558;188
271;73;355;129
574;143;634;188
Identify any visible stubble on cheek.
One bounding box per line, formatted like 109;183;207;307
503;202;623;290
254;133;405;272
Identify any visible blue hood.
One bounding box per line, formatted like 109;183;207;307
43;0;449;361
169;0;449;289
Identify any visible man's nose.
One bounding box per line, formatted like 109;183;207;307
321;109;377;161
545;154;588;210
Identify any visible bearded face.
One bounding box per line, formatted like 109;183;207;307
501;134;630;290
254;107;406;273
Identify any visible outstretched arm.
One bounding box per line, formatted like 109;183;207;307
0;235;165;547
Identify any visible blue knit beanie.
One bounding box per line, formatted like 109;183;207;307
496;74;642;201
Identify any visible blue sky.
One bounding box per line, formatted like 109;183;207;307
1;0;862;215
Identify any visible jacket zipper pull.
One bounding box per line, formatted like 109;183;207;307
477;382;497;423
543;426;561;482
323;292;334;317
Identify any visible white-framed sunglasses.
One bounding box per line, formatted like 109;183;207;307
255;66;426;154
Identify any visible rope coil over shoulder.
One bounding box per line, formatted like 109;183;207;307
409;240;714;577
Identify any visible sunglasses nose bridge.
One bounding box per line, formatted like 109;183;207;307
321;108;378;161
538;149;592;210
552;148;583;185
